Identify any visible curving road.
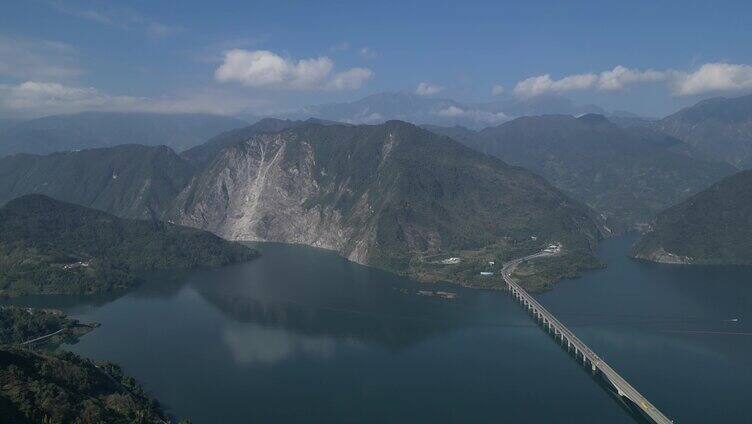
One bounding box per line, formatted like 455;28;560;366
20;327;66;346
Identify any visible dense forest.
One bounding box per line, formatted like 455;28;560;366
0;348;172;424
0;307;76;345
632;170;752;265
0;194;258;296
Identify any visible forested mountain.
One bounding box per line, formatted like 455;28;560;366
171;120;603;289
0;347;170;423
655;94;752;169
429;114;736;232
0;144;193;220
0;195;257;296
631;170;752;265
0;111;246;157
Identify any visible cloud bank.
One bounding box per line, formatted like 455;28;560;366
514;63;752;97
215;49;373;90
436;106;508;124
415;82;444;96
513;66;665;97
0;81;270;117
670;63;752;96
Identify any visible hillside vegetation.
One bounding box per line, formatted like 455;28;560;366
0;194;258;296
631;170;752;265
0;347;170;424
0;111;246;157
656;94;752;169
430;114;735;232
0;144;193;220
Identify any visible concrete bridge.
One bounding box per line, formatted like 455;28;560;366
502;252;673;424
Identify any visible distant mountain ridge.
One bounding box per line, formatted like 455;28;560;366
655;93;752;168
0;144;193;220
286;91;605;129
0;111;247;157
0;194;258;296
427;114;736;231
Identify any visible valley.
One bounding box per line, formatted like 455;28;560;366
2;100;750;424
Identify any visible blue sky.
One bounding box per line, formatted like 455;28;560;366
2;0;752;118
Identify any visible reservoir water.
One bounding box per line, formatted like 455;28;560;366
12;236;752;423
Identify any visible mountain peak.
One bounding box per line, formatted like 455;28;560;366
576;113;611;125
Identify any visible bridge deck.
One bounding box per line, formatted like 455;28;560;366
502;253;673;424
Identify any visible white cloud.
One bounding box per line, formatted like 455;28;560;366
415;82;444;96
0;81;135;114
670;63;752;96
195;37;266;63
513;73;597;97
327;68;374;90
491;84;505;96
436;106;509;124
513;63;752;97
0;35;83;80
436;106;465;117
215;49;372;91
513;66;668;97
598;65;666;90
358;47;378;60
0;81;271;117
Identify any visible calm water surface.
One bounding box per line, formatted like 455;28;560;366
12;237;752;423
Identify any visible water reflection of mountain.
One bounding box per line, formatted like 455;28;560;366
196;283;463;349
1;292;123;313
188;242;521;349
1;269;195;313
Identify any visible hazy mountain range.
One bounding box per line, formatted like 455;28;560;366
0;112;247;157
0;92;751;287
0;144;193;220
426;114;737;232
284;91;605;129
654;93;752;169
